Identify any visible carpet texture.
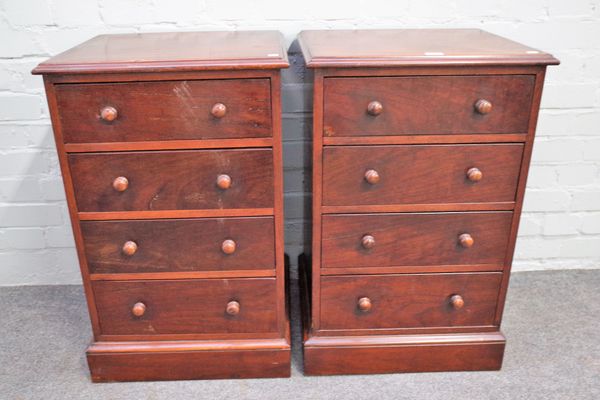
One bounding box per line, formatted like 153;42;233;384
0;270;599;399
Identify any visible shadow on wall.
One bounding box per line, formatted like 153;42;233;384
282;40;313;278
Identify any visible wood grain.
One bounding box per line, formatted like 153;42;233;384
78;208;274;221
320;273;502;330
300;29;558;376
322;133;527;145
90;269;275;281
322;212;512;268
298;29;559;68
494;68;549;326
32;31;289;75
64;138;273;153
69;149;273;212
36;33;290;381
323;75;534;136
303;339;504;375
93;278;278;335
88;343;290;381
322;144;523;206
81;217;274;274
56;79;271;143
41;77;104;340
321;202;515;214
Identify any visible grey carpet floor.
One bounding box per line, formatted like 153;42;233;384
0;270;599;400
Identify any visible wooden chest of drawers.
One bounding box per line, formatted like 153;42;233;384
298;29;558;375
33;31;290;382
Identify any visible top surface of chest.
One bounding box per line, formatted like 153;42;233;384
32;30;289;75
298;29;558;68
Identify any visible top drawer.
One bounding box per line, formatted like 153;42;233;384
323;75;534;136
55;79;272;143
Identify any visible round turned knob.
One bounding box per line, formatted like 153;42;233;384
100;106;118;122
458;233;474;248
357;297;372;312
361;234;375;249
474;99;493;114
367;101;383;116
211;103;227;118
131;302;146;317
221;239;236;255
112;176;129;192
466;167;483;182
364;169;380;185
216;174;232;190
122;241;138;256
226;300;240;316
449;294;465;310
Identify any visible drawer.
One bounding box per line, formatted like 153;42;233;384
323;75;534;136
320;273;502;330
322;212;512;269
81;217;274;274
55;79;272;143
322;144;523;206
93;278;278;335
69;149;273;212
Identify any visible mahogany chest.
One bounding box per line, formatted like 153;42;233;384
298;29;559;375
33;31;290;381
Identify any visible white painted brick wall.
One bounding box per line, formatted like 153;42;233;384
1;0;599;285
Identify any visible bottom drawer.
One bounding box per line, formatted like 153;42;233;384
320;273;501;330
93;278;278;335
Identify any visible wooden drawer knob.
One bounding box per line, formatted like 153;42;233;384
458;233;474;248
367;101;383;116
226;300;240;315
221;239;236;255
450;294;465;309
122;241;138;256
216;174;232;190
467;167;483;182
100;106;118;122
211;103;227;118
361;234;375;249
131;302;146;317
357;297;372;312
112;176;129;192
364;169;380;185
474;99;492;114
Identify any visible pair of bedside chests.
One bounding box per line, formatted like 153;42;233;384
33;29;558;382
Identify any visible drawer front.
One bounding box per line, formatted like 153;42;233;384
323;75;534;136
322;144;523;206
93;278;278;335
322;212;512;269
81;217;274;274
320;273;502;330
69;149;273;212
55;79;272;143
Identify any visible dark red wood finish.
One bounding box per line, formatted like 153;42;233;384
320;273;502;330
322;144;523;206
56;79;272;143
87;340;291;382
32;31;288;74
299;29;558;375
68;149;274;212
298;29;559;67
93;278;278;335
321;212;512;269
81;217;274;274
323;75;534;136
303;339;505;375
34;31;290;381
